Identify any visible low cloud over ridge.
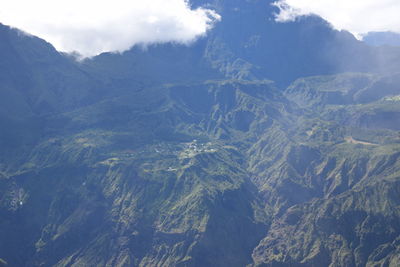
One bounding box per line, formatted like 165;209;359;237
0;0;220;57
274;0;400;39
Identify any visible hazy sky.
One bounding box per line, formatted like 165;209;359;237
0;0;219;57
274;0;400;39
0;0;399;57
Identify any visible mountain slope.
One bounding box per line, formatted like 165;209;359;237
83;0;400;86
1;80;284;266
251;73;400;266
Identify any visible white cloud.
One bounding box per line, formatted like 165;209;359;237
274;0;400;39
0;0;220;57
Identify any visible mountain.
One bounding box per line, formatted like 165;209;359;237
84;0;400;87
363;31;400;47
1;1;400;266
0;24;110;152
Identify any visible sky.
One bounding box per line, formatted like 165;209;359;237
0;0;399;57
274;0;400;39
0;0;220;57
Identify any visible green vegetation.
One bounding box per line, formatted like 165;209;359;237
1;72;399;266
1;15;400;267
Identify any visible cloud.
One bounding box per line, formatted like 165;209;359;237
0;0;220;57
273;0;400;39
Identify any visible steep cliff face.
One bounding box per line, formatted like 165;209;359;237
253;179;400;267
251;73;400;267
0;80;280;266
